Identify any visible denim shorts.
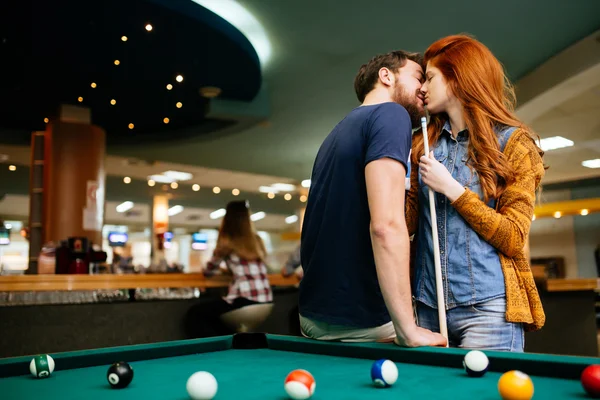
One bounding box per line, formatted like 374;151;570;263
415;297;524;352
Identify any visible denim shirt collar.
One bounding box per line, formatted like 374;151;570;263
441;120;468;142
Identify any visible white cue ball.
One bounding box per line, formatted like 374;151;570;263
463;350;489;377
186;371;218;400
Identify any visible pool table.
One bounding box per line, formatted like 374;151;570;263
0;333;597;399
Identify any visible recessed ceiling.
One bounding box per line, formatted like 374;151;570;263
0;0;261;145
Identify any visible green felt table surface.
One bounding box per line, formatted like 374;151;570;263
0;334;597;399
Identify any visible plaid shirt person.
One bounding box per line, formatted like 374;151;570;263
205;253;273;304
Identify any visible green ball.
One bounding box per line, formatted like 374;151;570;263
29;355;55;378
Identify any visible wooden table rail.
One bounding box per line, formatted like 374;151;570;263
0;273;300;292
543;278;599;292
1;274;595;293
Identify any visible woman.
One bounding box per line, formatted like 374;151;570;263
406;34;546;352
187;200;273;337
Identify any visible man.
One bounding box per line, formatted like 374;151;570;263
299;50;447;347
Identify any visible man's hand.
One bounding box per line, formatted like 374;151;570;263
394;326;448;347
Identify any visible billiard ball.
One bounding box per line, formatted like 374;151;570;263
284;369;315;399
371;359;398;387
498;370;534;400
186;371;218;400
107;361;134;389
463;350;489;377
29;354;55;378
581;364;600;397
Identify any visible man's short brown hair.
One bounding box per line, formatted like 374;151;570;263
353;50;423;103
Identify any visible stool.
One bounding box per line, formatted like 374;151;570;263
220;303;274;333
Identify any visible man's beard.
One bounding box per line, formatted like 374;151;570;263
392;84;423;128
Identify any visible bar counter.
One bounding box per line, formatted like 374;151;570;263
0;273;299;292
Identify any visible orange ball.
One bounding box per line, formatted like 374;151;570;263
284;369;315;399
498;370;534;400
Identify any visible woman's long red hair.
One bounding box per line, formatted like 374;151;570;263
412;34;543;202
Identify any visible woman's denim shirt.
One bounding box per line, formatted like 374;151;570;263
414;121;516;309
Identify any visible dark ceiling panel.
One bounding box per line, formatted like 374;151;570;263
0;0;261;145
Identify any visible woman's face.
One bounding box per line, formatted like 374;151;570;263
421;62;455;114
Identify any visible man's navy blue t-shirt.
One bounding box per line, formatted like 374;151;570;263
299;102;413;328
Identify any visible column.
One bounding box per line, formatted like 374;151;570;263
42;105;105;246
150;194;169;265
28;105;106;274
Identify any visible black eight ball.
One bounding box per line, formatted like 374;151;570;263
107;361;134;389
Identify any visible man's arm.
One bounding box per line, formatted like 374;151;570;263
366;158;415;337
366;158;447;347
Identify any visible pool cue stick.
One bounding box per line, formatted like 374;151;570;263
420;116;449;344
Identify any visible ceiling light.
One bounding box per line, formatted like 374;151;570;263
148;174;173;183
301;179;311;188
78;96;83;102
199;86;222;98
114;60;120;66
259;186;278;193
192;184;200;191
121;36;128;42
8;165;16;171
250;212;265;222
581;209;589;216
176;75;184;83
232;189;240;196
582;159;600;169
553;211;562;219
145;24;153;32
44;118;49;123
148;180;156;187
267;192;275;199
170;182;179;189
272;183;296;192
91;82;97;88
176;102;183;108
285;215;298;224
110;99;116;106
123;176;131;184
284;193;292;201
213;187;221;194
128;123;134;129
168;205;184;216
300;195;307;203
210;208;226;219
166;84;173;90
163;117;170;124
116;201;134;213
163;171;193;181
539;136;574;151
